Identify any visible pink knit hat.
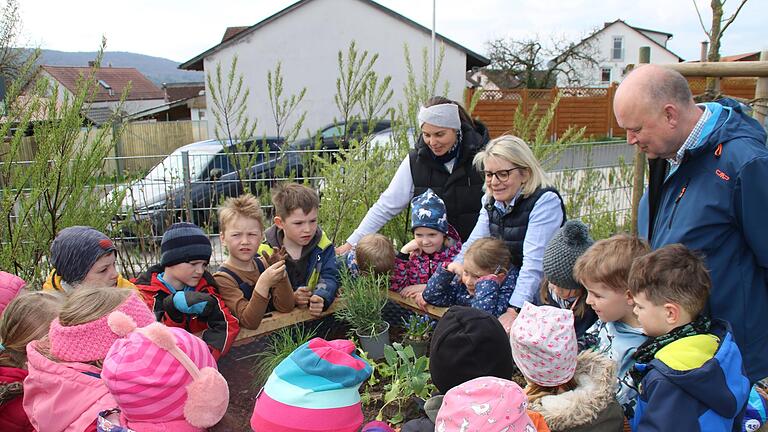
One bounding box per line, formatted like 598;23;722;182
435;376;536;432
48;291;155;362
102;314;229;430
0;271;26;315
510;302;578;387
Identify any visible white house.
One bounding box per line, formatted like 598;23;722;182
557;19;683;88
179;0;488;137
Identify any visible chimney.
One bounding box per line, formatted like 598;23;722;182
700;41;709;62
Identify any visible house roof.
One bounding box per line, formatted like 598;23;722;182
162;82;205;102
41;66;165;102
179;0;489;71
221;26;250;43
573;19;683;62
720;52;760;62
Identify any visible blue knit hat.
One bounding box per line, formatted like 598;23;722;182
50;226;116;284
160;222;212;268
410;189;448;234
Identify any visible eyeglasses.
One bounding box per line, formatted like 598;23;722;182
483;167;524;182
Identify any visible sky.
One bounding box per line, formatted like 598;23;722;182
18;0;768;63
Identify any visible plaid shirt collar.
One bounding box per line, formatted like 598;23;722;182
668;106;711;166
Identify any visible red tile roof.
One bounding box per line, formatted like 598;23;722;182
41;65;165;102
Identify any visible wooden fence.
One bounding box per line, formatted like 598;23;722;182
467;78;758;140
116;120;209;172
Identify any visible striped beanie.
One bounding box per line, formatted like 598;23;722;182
102;317;228;429
160;222;212;268
251;338;372;432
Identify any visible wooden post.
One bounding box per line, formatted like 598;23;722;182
630;48;650;235
755;51;768;130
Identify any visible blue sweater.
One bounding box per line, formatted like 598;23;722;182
422;265;517;317
638;99;768;383
631;320;750;432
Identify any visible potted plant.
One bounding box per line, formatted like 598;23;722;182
401;314;434;358
335;269;390;359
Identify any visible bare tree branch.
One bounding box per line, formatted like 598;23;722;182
720;0;748;34
692;0;712;37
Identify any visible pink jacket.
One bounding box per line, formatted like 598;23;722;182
391;224;462;291
23;342;116;432
0;271;26;314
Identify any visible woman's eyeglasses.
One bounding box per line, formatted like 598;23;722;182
483;167;524;182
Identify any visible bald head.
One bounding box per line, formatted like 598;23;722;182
616;65;695;111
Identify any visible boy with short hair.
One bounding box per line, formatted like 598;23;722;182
628;244;750;432
258;183;339;317
574;234;651;416
345;233;397;277
134;222;240;359
214;194;295;330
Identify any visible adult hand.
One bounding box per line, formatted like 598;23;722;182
335;243;353;255
446;261;464;276
309;295;325;317
294;286;312;308
400;284;426;299
498;307;519;335
254;260;287;298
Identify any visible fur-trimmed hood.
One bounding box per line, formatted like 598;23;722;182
529;350;623;432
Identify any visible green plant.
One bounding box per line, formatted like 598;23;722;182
401;314;435;341
251;324;318;388
334;269;388;337
376;342;436;424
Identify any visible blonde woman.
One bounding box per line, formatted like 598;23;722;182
447;135;566;331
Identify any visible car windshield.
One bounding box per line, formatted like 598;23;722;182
145;150;219;182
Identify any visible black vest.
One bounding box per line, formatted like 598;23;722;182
487;187;566;268
410;121;489;241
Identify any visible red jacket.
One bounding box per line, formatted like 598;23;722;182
133;267;239;359
0;366;32;432
391;224;462;291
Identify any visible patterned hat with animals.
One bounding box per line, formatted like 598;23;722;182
410;189;448;234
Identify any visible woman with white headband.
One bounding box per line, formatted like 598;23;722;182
337;96;489;254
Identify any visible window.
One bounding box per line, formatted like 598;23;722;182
612;36;624;61
601;67;611;83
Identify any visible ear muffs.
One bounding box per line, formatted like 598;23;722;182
108;315;229;427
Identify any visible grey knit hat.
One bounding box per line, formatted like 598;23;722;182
50;226;116;284
160;222;212;268
542;220;594;291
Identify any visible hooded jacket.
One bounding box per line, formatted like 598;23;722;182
0;366;32;432
258;225;339;309
528;350;624;432
638;98;768;383
391;224;462;291
23;342;116;432
630;320;750;432
422;264;517;317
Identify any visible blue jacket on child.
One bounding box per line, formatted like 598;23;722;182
630;319;750;432
422;265;517;317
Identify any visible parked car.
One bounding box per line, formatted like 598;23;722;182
288;119;392;152
108;137;301;236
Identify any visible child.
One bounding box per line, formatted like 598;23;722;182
393;189;462;295
539;220;597;337
435;377;542;432
258;183;339;317
511;303;624;432
43;226;135;292
401;306;518;432
250;337;372;432
422;237;513;317
23;286;156;432
343;233;396;278
575;234;650;417
133;222;239;359
213;194;294;330
627;244;750;432
0;291;63;432
98;314;229;431
0;271;26;314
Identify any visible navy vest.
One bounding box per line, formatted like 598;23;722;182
486;187;566;268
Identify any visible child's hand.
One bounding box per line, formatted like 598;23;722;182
414;292;429;311
446;261;463;276
262;246;287;266
294;286;312;308
400;239;421;257
309;295;325;316
400;284;426;299
255;260;287;298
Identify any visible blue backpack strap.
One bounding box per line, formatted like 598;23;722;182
254;257;266;273
217;265;255;300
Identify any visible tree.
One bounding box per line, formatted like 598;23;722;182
693;0;749;97
0;0;29;84
485;35;598;89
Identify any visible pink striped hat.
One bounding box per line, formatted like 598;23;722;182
48;291;155;362
102;314;229;430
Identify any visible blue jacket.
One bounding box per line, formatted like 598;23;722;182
630;320;750;432
638;99;768;383
258;226;340;309
422;265;517;317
